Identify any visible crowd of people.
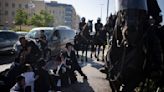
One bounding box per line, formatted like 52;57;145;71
0;14;115;92
4;27;87;92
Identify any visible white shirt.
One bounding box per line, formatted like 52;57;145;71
21;72;35;92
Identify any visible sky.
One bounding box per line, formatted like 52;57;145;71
45;0;164;25
45;0;116;24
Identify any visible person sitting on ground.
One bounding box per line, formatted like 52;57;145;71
10;75;26;92
60;52;71;87
53;55;67;92
65;43;88;80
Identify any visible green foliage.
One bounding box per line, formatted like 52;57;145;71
15;9;28;30
15;9;54;28
15;9;28;25
29;10;54;27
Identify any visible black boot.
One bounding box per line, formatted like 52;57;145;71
83;75;88;80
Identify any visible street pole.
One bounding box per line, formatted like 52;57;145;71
100;4;104;20
106;0;109;21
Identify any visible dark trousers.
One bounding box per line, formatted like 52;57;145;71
73;64;86;77
75;66;86;77
67;68;77;84
49;75;61;91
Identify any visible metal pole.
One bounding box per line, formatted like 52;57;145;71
101;5;102;19
107;0;109;21
100;4;103;19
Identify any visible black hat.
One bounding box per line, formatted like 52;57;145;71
66;42;73;48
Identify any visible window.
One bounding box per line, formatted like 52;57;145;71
25;4;28;9
5;32;18;40
12;11;15;16
19;4;22;8
5;2;9;7
12;3;15;8
0;32;18;42
5;11;8;15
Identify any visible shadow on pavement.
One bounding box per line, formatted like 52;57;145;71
78;55;104;70
63;80;94;92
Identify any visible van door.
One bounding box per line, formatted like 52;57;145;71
50;30;60;56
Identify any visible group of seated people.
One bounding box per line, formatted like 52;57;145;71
9;36;87;92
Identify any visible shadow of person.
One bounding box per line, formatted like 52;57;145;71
78;55;104;70
62;80;94;92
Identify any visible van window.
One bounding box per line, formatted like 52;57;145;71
27;29;53;40
26;30;39;39
0;32;18;42
52;30;59;40
58;30;67;40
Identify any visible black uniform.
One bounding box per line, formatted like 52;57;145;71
65;51;87;80
95;22;103;45
79;22;86;31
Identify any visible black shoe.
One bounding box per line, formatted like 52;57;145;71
77;55;79;58
81;59;83;62
97;58;99;61
85;58;88;62
83;76;88;80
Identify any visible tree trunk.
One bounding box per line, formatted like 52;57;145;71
20;25;21;31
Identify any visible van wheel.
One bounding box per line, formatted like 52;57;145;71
45;49;51;62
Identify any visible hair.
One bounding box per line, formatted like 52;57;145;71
16;75;25;82
24;64;32;72
65;42;73;48
41;30;45;33
19;36;25;42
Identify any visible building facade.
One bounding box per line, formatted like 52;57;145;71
0;0;45;28
46;1;79;29
0;0;79;29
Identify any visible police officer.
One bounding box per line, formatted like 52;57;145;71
95;18;103;35
95;18;103;45
79;17;86;32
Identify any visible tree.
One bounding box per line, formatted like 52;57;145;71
40;10;54;26
15;9;28;31
30;10;54;27
30;14;44;26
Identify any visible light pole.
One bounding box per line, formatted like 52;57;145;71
100;4;104;20
106;0;109;20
